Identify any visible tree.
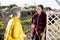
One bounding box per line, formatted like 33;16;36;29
7;4;18;11
0;8;7;27
44;7;52;11
28;6;36;9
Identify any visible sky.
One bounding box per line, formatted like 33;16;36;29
0;0;60;9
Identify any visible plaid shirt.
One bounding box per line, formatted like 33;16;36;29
32;12;46;39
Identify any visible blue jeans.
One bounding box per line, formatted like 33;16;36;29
33;33;41;40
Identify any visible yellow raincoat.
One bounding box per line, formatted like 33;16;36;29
4;16;25;40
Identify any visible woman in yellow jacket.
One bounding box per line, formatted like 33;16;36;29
4;7;26;40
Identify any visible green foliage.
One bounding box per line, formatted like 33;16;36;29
0;22;3;27
0;28;5;32
22;19;31;25
21;11;28;17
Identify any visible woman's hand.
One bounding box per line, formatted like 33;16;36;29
31;24;35;29
24;34;27;38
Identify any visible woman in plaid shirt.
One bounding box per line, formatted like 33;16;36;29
31;5;46;40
